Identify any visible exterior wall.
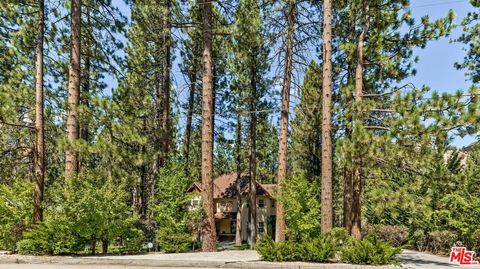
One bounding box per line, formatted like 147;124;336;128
240;197;248;241
187;189;201;211
215;198;236;213
240;195;275;241
189;193;276;242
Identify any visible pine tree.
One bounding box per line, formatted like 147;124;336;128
320;0;333;234
200;0;217;252
160;0;172;167
455;0;479;83
33;0;45;223
180;1;202;176
232;0;270;248
335;0;455;238
291;62;322;180
65;0;82;178
113;1;173;239
276;0;296;242
0;2;37;180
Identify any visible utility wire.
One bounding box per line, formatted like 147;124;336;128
411;0;468;8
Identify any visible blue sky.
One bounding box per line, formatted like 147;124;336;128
409;0;471;93
407;0;476;147
110;0;476;148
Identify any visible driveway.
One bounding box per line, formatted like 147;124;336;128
398;250;462;268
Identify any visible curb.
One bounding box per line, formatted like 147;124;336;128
0;255;398;268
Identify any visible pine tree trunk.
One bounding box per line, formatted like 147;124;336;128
183;70;196;175
107;126;113;181
351;1;370;240
343;167;353;233
211;64;216;155
102;239;108;254
91;238;96;255
65;0;81;179
33;0;45;224
248;62;257;249
79;0;91;174
321;0;333;234
200;0;217;252
276;0;295;242
235;113;242;246
160;0;171;168
343;27;356;235
138;119;148;218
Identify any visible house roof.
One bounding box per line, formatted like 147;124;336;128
187;173;276;199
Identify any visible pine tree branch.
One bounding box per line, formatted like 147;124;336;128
364;83;414;97
0;118;35;130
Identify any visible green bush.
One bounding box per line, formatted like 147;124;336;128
411;229;428;252
375;225;409;247
341;231;401;265
118;228;145;254
256;234;336;262
0;180;33;252
428;230;458;254
300;237;337;262
16;218;83;255
157;227;194;253
17;173;144;255
256;236;300;262
325;227;350;247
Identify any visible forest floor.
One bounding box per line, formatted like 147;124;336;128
0;249;462;268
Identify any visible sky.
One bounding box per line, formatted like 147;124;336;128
407;0;476;147
110;0;477;148
408;0;471;93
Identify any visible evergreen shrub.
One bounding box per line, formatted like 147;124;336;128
258;229;401;265
341;231;401;265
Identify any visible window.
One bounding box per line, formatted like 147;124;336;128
191;199;200;207
231;220;236;234
271;201;275;208
258;199;265;208
258;221;265;234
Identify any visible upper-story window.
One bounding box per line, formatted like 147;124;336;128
258;221;265;234
271;201;275;208
258;199;265;208
191;198;200;207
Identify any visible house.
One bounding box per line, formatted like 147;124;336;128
443;141;480;168
187;173;276;242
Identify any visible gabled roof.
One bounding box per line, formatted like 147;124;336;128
187;181;202;193
187;173;276;199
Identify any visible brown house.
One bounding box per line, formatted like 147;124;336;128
187;173;276;242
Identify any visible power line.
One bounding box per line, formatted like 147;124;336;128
411;0;468;8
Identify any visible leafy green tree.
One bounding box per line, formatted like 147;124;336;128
280;175;321;241
0;180;33;252
155;165;199;252
17;172;141;255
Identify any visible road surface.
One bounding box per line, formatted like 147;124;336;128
398;250;462;269
0;249;467;268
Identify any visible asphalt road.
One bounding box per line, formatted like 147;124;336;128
0;265;217;269
398;250;462;269
0;249;467;268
